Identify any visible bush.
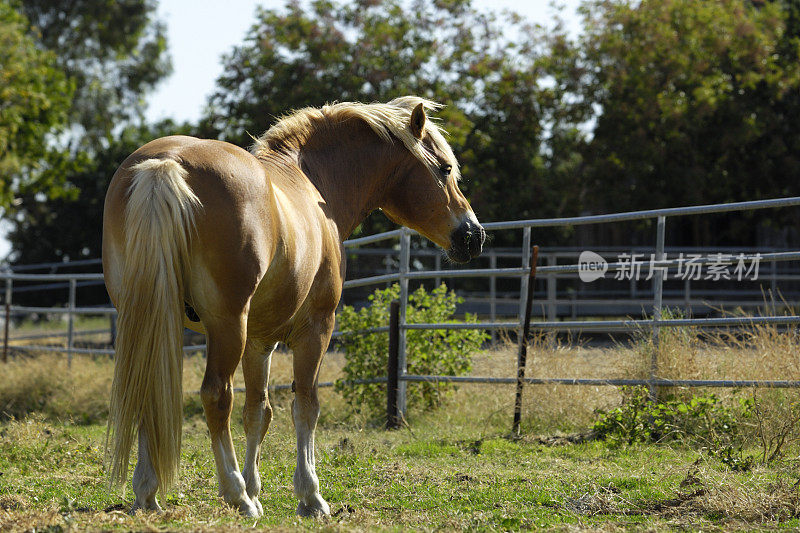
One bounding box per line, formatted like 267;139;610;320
335;283;488;415
593;386;754;470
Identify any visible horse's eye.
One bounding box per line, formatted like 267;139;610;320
439;164;452;178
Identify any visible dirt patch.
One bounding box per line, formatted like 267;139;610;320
527;432;597;446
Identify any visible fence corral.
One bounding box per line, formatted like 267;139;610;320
3;196;800;428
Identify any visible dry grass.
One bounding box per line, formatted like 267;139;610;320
444;334;646;432
0;354;112;424
4;318;800;434
554;458;800;526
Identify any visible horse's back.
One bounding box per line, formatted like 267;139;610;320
111;135;269;203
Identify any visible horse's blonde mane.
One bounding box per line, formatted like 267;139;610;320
251;96;460;181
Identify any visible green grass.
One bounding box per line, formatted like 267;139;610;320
3;323;800;531
1;408;798;531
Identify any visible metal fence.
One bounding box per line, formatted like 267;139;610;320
3;196;800;426
343;245;800;321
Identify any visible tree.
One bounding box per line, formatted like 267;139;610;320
18;0;171;147
203;0;492;145
200;0;583;239
5;0;173;265
568;0;800;244
0;1;72;208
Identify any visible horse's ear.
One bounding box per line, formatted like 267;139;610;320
409;103;426;139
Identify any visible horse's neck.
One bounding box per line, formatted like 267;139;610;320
290;127;400;240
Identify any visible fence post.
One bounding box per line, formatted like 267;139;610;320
512;228;531;425
67;278;76;368
489;250;497;344
397;228;411;417
649;216;666;402
547;253;557;322
386;300;400;429
3;278;11;363
513;244;539;436
518;227;532;337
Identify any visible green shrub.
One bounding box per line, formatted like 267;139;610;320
335;283;488;415
593;386;754;470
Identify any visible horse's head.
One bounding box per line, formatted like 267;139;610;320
381;99;485;263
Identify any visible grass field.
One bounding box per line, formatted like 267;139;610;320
2;324;800;531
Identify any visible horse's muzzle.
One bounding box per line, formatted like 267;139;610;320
447;219;486;263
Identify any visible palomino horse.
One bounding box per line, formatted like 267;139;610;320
102;97;485;517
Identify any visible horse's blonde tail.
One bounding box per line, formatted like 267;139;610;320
107;158;200;493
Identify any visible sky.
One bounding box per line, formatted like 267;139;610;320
144;0;583;124
2;0;583;262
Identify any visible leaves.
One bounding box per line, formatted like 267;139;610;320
572;0;800;240
592;386;755;470
18;0;172;146
3;0;171;262
336;283;488;415
0;1;72;207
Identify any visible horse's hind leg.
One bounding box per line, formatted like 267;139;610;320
201;313;260;517
290;316;334;517
131;426;161;512
241;340;277;516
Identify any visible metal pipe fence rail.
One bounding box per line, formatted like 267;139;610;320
3;196;800;430
346;244;800;332
386;196;800;427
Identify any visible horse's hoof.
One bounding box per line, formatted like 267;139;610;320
238;498;261;518
252;497;264;517
130;500;162;515
296;493;330;517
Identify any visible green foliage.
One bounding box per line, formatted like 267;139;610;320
0;1;73;207
335;283;488;415
3;0;172;256
569;0;800;241
593;387;754;470
18;0;172;146
201;0;583;239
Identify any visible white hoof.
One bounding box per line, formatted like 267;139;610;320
252;497;264;517
296;493;330;517
238;497;261;518
130;499;162;514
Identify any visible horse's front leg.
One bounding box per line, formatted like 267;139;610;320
241;340;277;516
289;315;334;517
201;313;260;517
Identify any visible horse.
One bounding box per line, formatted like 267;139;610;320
102;96;485;517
